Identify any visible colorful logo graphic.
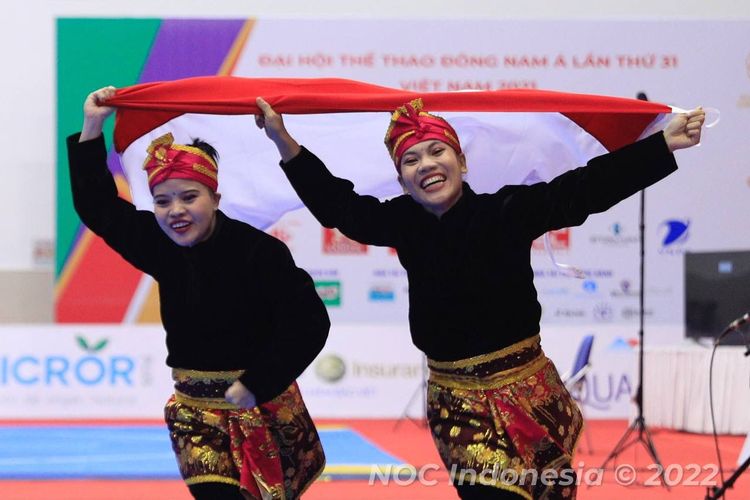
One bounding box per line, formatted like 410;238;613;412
582;280;598;293
322;228;368;254
658;219;690;254
593;303;614;322
1;336;137;387
315;281;342;306
532;229;570;251
589;222;638;246
369;285;395;302
314;353;347;383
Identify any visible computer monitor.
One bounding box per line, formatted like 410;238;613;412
685;250;750;345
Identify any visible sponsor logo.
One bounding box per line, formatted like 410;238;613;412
373;268;408;278
553;308;586;319
621;307;654;320
534;268;613;279
582;280;598;294
267;219;300;245
314;356;420;383
658;219;690;255
369;285;396;302
308;269;339;278
350;362;421;379
592;303;614;322
610;279;639;298
314;281;341;306
532;229;570;251
579;373;633;410
314;354;347;383
322;228;368;254
0;336;139;388
589;222;639;246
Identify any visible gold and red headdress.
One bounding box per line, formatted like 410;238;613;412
143;133;219;192
384;98;462;171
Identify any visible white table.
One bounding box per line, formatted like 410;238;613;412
643;345;750;434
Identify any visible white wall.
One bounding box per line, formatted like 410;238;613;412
1;0;748;271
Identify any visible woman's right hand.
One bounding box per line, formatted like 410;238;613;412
80;86;116;142
255;97;301;162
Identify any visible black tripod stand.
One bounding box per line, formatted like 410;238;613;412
598;129;668;486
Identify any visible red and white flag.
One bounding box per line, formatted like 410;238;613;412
109;76;673;229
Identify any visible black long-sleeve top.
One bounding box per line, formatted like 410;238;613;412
67;133;330;404
281;133;677;361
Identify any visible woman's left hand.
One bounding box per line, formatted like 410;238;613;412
225;380;257;408
663;107;706;152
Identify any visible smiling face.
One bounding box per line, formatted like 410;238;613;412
152;178;221;246
397;139;467;217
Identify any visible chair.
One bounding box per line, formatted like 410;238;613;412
561;334;595;454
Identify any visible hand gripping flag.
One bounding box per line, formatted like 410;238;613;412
108;76;674;230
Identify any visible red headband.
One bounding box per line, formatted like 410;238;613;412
143;133;219;192
384;98;462;171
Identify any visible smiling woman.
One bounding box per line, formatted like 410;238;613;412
152;177;220;246
397;139;467;217
254;95;706;500
66;86;331;500
145;135;222;247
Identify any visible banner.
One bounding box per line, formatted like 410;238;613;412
56;19;749;335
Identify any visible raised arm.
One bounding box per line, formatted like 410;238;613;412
80;86;117;142
255;97;404;247
506;108;706;241
67;86;164;275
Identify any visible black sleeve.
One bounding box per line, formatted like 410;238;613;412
502;132;678;241
239;237;330;404
67;133;164;276
280;146;403;247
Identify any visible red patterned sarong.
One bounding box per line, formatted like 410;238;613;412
427;335;583;499
165;369;325;500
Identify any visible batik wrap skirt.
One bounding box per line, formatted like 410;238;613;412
427;335;583;500
165;369;325;500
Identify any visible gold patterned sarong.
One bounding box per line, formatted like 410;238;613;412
427;335;583;500
165;369;325;500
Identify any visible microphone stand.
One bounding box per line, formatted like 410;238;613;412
597;185;668;487
598;92;668;487
706;458;750;500
704;323;750;499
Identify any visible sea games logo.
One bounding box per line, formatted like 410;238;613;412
658;219;690;255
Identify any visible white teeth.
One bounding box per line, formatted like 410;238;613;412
172;222;189;229
421;175;445;189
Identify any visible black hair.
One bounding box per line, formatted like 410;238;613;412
189;138;220;164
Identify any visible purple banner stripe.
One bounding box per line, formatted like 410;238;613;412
108;19;246;177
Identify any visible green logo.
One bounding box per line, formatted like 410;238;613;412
315;354;346;383
315;281;341;307
76;336;109;353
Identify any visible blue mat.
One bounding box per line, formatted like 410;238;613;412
0;425;406;480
